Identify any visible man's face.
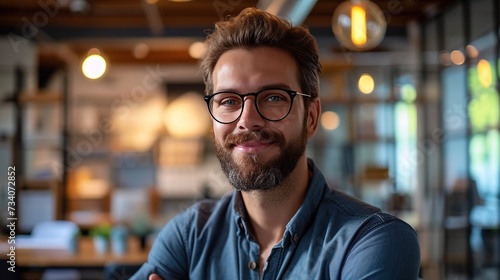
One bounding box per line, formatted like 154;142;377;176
211;47;312;191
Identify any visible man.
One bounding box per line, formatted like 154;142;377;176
131;7;420;280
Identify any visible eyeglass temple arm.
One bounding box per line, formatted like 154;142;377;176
296;92;312;98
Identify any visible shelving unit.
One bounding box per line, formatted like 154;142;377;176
312;65;419;213
1;66;69;233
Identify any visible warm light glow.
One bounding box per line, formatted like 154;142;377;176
133;43;149;59
466;45;479;58
146;0;158;4
188;42;206;59
331;0;386;51
163;92;211;138
321;111;340;131
351;6;367;46
82;54;107;79
450;50;465;65
88;48;100;56
358;73;374;94
478;59;492;88
111;95;167;151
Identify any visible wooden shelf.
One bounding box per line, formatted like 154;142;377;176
21;179;59;190
19;91;62;103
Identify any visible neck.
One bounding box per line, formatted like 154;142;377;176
241;156;310;247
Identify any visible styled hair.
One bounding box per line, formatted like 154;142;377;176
200;7;321;107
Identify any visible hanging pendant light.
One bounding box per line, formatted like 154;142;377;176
332;0;387;51
82;48;107;79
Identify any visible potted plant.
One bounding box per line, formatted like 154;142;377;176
90;223;112;254
130;211;153;250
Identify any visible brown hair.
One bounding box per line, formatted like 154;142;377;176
200;7;321;107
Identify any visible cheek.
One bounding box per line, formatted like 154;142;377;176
213;122;231;142
279;106;305;134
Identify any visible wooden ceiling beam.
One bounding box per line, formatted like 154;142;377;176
69;46;198;65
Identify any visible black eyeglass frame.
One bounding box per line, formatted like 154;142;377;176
203;88;311;124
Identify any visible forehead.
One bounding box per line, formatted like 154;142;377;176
212;47;300;92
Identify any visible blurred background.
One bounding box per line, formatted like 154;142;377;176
0;0;498;279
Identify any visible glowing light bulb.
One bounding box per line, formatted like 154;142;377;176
358;73;374;94
466;45;478;58
82;54;106;79
450;50;465;65
321;111;340;131
351;6;367;47
332;0;386;51
188;42;206;59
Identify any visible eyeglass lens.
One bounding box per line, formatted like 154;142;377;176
209;89;293;123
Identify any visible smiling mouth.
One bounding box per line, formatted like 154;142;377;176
234;141;274;153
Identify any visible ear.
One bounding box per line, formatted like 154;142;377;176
306;98;321;139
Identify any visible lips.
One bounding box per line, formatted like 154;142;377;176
223;130;284;153
234;140;273;153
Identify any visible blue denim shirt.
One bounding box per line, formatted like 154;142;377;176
131;160;420;279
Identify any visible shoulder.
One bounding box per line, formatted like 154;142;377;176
318;186;418;247
321;187;381;217
317;188;420;278
161;194;234;238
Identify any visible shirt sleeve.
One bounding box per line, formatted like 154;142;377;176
129;211;190;280
337;219;421;280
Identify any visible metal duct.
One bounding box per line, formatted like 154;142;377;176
256;0;318;25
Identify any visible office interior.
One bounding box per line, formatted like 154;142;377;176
0;0;499;279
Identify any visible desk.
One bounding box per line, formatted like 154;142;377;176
1;237;149;268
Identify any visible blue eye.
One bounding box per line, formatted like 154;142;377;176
267;95;285;102
221;98;239;106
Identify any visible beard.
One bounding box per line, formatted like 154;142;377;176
214;122;308;192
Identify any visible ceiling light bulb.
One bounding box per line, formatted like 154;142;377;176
466;45;478;58
82;54;107;79
321;111;340;131
134;43;150;59
188;42;206;59
358;73;375;94
332;0;386;51
450;50;465;65
351;6;367;46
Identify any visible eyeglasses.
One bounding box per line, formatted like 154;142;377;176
204;88;311;124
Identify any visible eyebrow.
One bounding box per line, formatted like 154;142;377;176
214;83;293;93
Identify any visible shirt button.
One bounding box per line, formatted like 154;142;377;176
248;261;257;270
239;222;244;229
293;234;299;242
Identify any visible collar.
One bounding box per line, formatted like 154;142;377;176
233;191;251;237
232;159;327;246
284;159;326;246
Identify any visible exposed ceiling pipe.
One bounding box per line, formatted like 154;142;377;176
141;0;164;36
257;0;318;25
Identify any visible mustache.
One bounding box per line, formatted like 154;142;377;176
223;130;284;148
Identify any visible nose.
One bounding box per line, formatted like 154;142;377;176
237;98;265;131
